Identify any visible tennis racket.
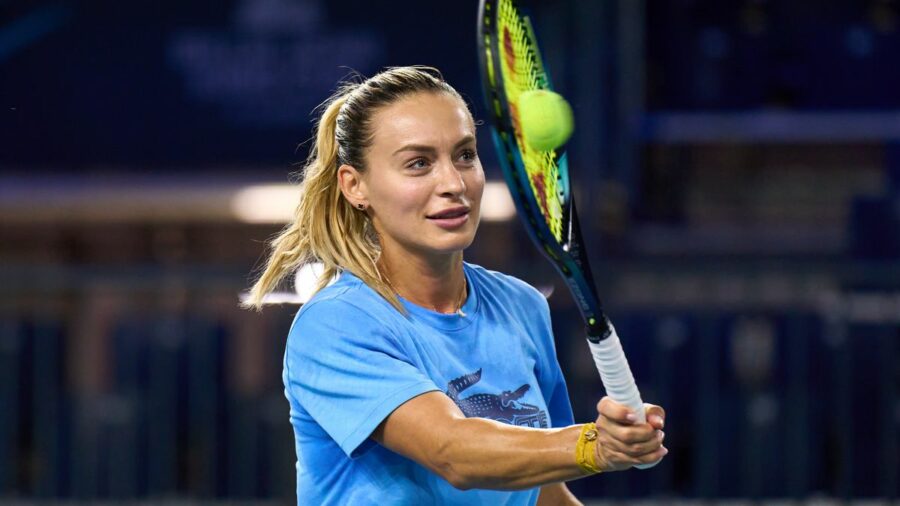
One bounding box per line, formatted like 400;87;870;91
477;0;657;469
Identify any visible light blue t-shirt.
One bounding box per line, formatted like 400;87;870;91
282;262;575;505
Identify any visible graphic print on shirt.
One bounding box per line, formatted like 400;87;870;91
446;369;548;428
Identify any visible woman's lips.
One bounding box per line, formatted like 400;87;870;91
427;210;470;229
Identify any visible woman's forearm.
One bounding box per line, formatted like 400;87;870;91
375;392;666;492
435;416;588;490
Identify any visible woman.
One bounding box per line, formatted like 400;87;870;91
246;66;667;505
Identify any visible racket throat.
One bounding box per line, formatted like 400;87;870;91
585;314;614;343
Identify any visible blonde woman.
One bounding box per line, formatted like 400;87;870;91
246;66;667;505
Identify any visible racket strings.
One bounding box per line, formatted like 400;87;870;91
496;0;565;242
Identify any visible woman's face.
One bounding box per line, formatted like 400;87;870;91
356;92;484;262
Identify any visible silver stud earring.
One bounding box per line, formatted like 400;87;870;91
357;203;366;210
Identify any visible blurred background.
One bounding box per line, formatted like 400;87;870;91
1;0;899;504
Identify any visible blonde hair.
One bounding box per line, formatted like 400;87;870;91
244;66;470;312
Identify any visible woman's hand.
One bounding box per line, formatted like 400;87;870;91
593;397;668;472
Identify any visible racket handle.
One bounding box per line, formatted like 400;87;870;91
587;323;660;470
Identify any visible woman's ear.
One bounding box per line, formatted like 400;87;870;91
337;164;368;208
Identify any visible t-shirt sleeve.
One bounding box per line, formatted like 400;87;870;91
531;289;576;428
284;298;440;458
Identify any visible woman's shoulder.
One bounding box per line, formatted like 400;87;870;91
290;270;396;332
465;262;544;304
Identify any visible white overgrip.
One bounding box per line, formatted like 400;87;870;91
587;324;660;470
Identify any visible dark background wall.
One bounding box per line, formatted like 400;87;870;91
1;0;899;503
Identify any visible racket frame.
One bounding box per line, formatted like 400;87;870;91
477;0;661;470
477;0;611;342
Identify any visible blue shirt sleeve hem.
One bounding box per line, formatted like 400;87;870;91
340;381;441;459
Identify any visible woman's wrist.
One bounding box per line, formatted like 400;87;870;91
574;423;604;475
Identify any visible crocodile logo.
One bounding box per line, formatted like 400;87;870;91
446;369;548;428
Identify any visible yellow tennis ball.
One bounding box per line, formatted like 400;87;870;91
518;89;574;151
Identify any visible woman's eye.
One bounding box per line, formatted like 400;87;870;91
408;158;429;169
460;149;478;163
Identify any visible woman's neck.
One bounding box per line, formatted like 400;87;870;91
378;248;467;314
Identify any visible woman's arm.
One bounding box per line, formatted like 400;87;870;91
537;482;582;505
371;391;666;491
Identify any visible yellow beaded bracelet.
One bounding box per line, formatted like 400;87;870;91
575;423;604;475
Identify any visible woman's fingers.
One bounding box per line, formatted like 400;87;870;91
596;441;668;471
597;397;638;424
644;403;666;429
597;434;669;471
594;396;668;469
598;398;667;428
597;425;663;457
596;412;656;444
636;444;669;465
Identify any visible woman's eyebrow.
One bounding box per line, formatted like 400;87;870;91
392;144;436;156
392;135;476;156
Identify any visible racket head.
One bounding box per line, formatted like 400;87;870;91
478;0;569;241
478;0;608;338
